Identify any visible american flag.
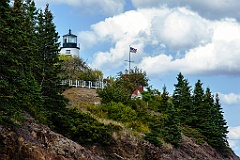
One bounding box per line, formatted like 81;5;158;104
130;47;137;53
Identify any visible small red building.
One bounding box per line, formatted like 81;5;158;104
131;85;144;99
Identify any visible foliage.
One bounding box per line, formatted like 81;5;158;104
142;86;160;108
144;132;163;147
0;0;43;123
196;89;229;152
98;67;149;104
0;0;111;147
51;108;112;145
181;125;205;144
172;73;229;153
144;115;163;147
97;82;130;104
117;67;149;96
0;0;230;155
101;102;138;122
59;55;103;81
172;72;193;125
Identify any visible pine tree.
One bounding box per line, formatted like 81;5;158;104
197;87;214;134
160;85;181;147
0;0;17;121
211;93;229;152
158;85;168;112
194;88;228;153
0;1;65;123
191;80;205;127
172;73;193;125
35;4;67;113
0;0;42;121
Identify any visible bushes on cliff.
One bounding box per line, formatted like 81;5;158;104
50;108;112;145
97;68;148;104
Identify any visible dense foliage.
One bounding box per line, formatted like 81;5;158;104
59;55;103;81
0;0;230;155
97;67;148;104
97;72;229;154
0;0;111;146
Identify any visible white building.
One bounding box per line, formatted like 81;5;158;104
60;29;80;57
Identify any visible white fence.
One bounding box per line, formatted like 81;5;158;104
61;79;106;89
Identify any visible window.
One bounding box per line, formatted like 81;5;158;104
66;50;71;55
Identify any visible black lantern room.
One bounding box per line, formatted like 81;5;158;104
62;29;78;48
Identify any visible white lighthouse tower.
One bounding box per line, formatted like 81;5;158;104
60;29;80;57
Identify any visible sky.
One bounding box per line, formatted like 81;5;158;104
35;0;240;156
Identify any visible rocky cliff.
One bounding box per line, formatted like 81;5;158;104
0;113;239;160
1;88;239;160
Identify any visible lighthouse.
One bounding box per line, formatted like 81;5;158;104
60;29;80;57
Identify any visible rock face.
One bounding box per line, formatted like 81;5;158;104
0;115;239;160
0;114;104;160
89;130;240;160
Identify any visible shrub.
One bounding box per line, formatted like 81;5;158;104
49;108;112;146
181;125;205;144
103;102;137;122
144;132;163;147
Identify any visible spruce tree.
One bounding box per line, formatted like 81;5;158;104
172;73;193;125
211;93;229;152
35;4;67;114
191;80;205;127
0;0;16;121
196;88;228;153
160;85;181;147
0;0;39;121
197;87;214;135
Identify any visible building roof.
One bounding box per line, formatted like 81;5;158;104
63;29;77;37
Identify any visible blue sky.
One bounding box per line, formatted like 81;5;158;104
35;0;240;156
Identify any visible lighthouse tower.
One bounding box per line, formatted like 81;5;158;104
60;29;80;57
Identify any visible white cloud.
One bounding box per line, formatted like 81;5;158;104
80;7;212;72
131;0;240;20
228;126;240;139
80;9;152;70
150;7;212;50
138;18;240;76
91;10;150;42
228;126;240;154
35;0;125;16
78;31;98;49
138;54;174;75
78;6;240;77
218;93;240;106
181;0;240;20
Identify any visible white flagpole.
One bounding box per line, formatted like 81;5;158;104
125;45;134;74
129;45;131;74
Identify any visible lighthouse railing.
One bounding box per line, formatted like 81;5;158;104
60;79;106;89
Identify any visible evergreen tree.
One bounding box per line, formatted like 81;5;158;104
35;4;67;116
159;85;169;112
160;85;181;147
198;87;226;150
0;0;42;121
211;93;229;152
18;0;43;115
191;80;205;127
172;73;193;125
0;0;17;121
195;87;214;138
